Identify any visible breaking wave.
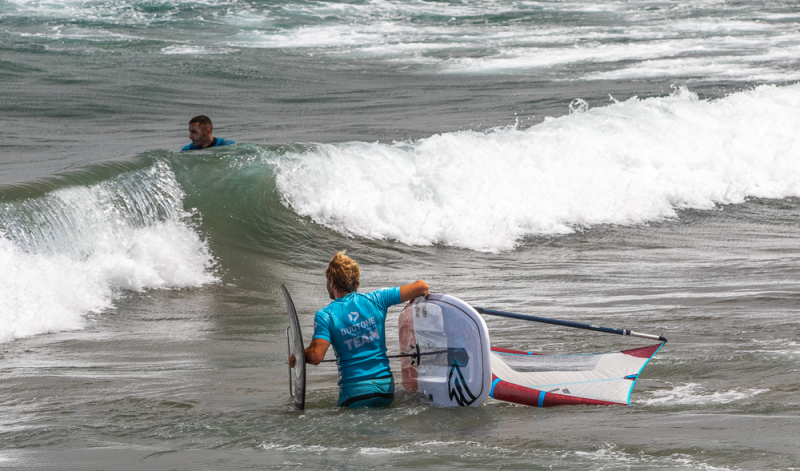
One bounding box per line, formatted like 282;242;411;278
273;84;800;251
0;158;217;343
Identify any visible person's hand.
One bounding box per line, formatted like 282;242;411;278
400;280;430;302
288;354;296;368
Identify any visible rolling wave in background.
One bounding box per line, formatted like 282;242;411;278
0;159;217;343
274;84;800;251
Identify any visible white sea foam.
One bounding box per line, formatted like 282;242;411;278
259;440;501;455
640;383;768;406
0;162;218;344
274;84;800;252
258;443;347;452
359;447;411;455
6;0;157;25
6;0;800;81
224;1;800;82
574;444;738;470
435;26;800;80
160;45;234;55
748;339;800;356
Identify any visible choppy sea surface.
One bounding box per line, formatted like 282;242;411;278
2;0;800;469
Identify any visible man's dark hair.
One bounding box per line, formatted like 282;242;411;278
189;115;213;129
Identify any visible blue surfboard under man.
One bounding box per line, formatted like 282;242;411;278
181;115;235;151
290;251;429;408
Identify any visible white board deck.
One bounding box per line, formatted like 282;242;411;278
398;294;492;407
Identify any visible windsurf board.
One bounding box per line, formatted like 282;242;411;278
398;294;492;407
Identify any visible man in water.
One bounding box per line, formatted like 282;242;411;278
181;115;235;151
290;251;429;408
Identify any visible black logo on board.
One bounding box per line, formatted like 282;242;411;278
448;361;478;406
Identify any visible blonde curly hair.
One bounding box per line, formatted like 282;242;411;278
325;251;360;293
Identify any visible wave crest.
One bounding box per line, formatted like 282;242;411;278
0;159;217;343
274;84;800;252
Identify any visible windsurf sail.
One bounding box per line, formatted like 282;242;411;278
489;343;663;407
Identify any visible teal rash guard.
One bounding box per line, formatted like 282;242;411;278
180;137;234;151
312;288;401;385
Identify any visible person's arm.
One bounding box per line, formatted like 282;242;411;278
399;280;430;303
304;338;330;365
288;338;331;367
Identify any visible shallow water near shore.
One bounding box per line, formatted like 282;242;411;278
2;0;800;469
3;198;800;470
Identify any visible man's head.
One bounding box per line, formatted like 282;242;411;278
188;115;214;148
325;251;360;299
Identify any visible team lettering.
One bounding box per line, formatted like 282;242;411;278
340;316;376;336
340;316;379;350
343;329;380;350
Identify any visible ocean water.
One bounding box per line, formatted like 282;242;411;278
2;0;800;469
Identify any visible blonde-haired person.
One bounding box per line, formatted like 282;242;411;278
291;251;429;408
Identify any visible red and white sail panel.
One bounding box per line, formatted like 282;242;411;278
489;344;663;407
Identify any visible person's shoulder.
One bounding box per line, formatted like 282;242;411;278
180;143;195;151
215;138;235;146
313;305;334;330
360;287;401;307
366;287;399;296
316;302;336;318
